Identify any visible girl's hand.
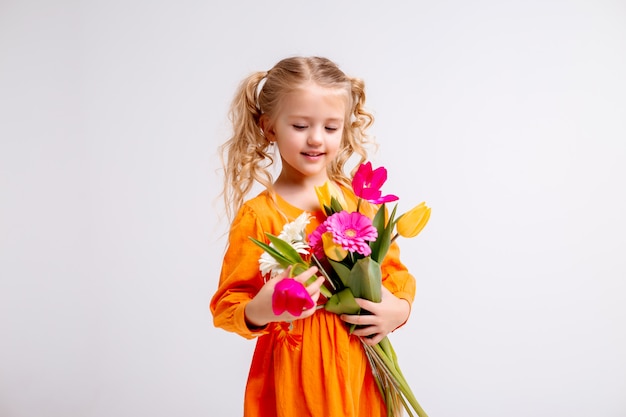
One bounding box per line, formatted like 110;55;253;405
244;266;325;328
340;286;410;346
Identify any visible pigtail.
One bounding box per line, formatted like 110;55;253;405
220;71;275;221
349;77;374;137
329;76;376;184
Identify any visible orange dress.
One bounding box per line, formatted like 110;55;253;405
210;190;416;417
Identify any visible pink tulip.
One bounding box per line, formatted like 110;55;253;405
352;162;399;204
272;278;315;316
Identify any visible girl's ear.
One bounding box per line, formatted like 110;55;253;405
260;115;276;142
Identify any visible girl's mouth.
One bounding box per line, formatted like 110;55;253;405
302;152;324;157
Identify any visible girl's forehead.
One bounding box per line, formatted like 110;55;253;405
289;81;348;98
279;83;348;114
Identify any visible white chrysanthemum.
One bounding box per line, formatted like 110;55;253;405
259;251;284;277
258;212;311;278
277;212;311;254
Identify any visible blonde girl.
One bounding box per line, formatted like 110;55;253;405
211;56;416;417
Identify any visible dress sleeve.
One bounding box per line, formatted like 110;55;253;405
381;241;417;331
210;205;270;339
381;241;416;304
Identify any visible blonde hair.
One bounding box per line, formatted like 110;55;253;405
220;56;375;220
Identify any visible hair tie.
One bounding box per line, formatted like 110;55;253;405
255;71;269;113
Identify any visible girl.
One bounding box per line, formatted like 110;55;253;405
210;56;416;417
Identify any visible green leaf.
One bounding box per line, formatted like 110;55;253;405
328;259;351;288
348;257;382;302
369;204;387;262
265;233;304;265
330;196;344;213
324;288;361;315
372;204;398;263
249;237;292;267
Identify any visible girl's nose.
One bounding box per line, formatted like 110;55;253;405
307;127;323;146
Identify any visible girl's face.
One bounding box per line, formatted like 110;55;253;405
264;82;347;185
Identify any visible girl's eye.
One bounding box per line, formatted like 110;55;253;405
293;125;307;130
326;127;339;132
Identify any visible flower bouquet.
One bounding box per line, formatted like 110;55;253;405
250;162;431;417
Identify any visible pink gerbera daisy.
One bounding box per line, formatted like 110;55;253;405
307;223;326;260
324;211;378;256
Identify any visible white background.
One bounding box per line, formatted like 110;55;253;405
1;1;625;416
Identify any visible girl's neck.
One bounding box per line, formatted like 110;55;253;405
273;174;327;212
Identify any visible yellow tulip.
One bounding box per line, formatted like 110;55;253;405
315;182;347;212
322;232;348;262
396;202;431;238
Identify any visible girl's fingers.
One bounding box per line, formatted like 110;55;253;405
307;276;325;303
340;312;377;326
361;333;384;346
293;266;318;283
306;275;325;292
354;297;378;312
293;266;325;295
266;266;292;286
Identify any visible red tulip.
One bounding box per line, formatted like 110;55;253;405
352;162;399;204
272;278;315;316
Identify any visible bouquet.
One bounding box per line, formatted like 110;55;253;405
251;162;431;417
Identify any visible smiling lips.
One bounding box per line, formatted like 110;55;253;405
302;151;325;157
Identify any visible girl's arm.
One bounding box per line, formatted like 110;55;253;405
210;205;271;339
210;202;326;338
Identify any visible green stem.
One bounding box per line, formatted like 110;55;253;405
310;254;337;291
372;340;429;417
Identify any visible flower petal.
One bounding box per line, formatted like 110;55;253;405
352;162;372;197
396;202;431;238
369;165;388;190
325;211;377;256
322;231;348;261
272;278;314;317
352;162;397;205
308;224;327;260
369;194;399;204
315;182;333;211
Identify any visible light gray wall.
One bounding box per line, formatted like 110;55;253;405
1;1;625;416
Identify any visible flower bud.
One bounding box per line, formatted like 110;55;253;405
272;278;315;316
315;182;346;213
396;202;431;238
